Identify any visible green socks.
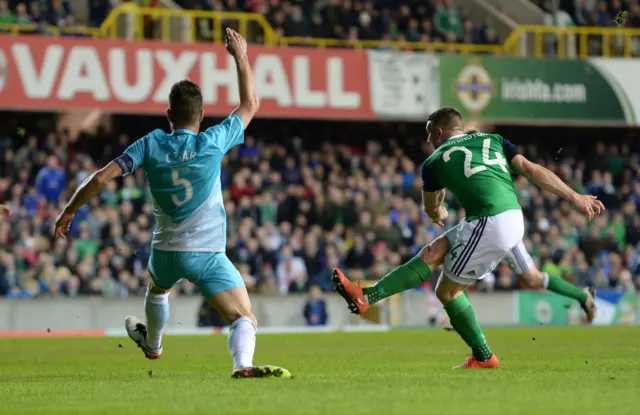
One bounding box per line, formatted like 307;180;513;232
363;257;432;305
444;294;493;361
546;274;588;303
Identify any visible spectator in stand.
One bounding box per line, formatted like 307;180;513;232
593;0;612;26
459;18;476;44
543;0;575;54
29;1;43;24
245;0;266;14
434;0;462;39
46;0;70;27
627;4;640;27
346;233;374;279
0;0;14;24
544;1;575;28
14;3;30;25
303;285;328;326
309;13;327;38
269;9;285;37
170;0;500;48
35;155;66;204
276;244;307;294
283;4;308;37
61;15;88;36
1;117;639;299
574;0;594;25
483;28;500;45
88;0;111;28
609;0;625;21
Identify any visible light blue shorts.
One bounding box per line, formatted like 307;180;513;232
148;250;244;298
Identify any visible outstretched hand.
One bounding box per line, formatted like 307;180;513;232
573;194;605;221
225;28;247;58
53;211;74;239
0;204;10;216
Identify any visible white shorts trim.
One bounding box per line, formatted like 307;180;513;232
502;240;535;275
443;209;524;285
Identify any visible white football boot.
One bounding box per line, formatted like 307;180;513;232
125;316;163;360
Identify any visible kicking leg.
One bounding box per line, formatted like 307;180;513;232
125;283;169;360
207;286;291;379
519;267;596;323
510;242;597;323
436;274;499;369
332;234;450;314
445;244;598;331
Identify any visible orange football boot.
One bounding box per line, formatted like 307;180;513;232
454;354;500;369
331;268;370;314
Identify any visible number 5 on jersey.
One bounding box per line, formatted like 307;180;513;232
171;167;193;206
443;138;507;178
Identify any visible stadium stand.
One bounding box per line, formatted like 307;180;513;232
0;2;638;298
1;119;639;298
541;0;638;27
175;0;501;46
0;0;95;35
526;0;640;56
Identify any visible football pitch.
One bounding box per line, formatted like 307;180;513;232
0;327;638;414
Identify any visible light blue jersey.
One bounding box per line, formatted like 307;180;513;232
118;114;244;253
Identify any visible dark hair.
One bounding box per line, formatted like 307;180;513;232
168;79;203;127
427;106;463;132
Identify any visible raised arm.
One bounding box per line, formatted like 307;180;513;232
226;28;259;129
54;162;123;239
510;154;604;220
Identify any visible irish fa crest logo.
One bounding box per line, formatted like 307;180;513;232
454;59;496;114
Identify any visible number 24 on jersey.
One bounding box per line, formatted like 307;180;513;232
443;138;508;178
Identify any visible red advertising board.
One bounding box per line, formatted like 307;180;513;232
0;36;374;120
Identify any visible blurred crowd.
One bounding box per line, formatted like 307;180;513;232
0;0;501;47
488;141;640;292
181;0;501;46
0;0;111;33
0;121;639;299
5;0;640;48
541;0;640;27
537;0;640;56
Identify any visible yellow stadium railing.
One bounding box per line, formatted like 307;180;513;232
277;36;502;54
99;3;276;45
503;25;640;58
3;5;640;59
0;23;100;37
98;5;501;54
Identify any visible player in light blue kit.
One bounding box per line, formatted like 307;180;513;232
54;28;291;379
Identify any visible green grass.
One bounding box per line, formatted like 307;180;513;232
0;327;639;414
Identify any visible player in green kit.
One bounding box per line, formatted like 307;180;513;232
440;129;598;332
332;107;604;369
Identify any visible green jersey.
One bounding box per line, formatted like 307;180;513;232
421;133;521;220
